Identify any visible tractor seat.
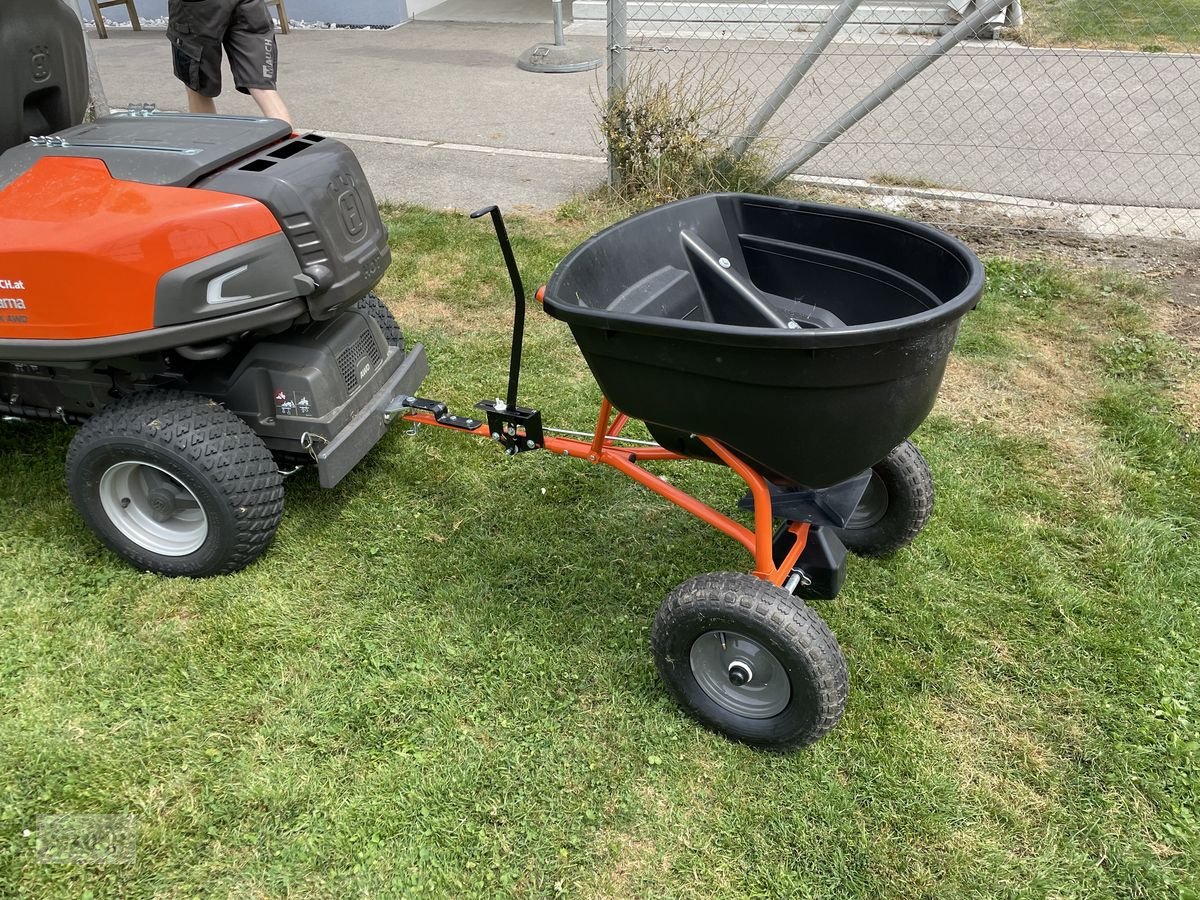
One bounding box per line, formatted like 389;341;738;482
0;0;89;157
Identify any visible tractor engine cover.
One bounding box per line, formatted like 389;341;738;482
198;133;391;318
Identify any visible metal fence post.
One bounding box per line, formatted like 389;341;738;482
766;0;1010;186
730;0;864;161
607;0;628;188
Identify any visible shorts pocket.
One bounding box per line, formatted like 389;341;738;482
171;37;203;91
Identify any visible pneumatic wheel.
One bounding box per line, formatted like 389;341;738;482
356;292;403;348
834;439;934;558
651;572;848;750
65;391;284;577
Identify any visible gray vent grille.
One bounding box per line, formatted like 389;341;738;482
283;213;328;267
337;329;383;394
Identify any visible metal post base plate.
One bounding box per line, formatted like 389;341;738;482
517;43;602;73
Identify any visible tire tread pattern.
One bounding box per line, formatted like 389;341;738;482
652;572;848;749
66;391;284;576
357;292;403;348
838;439;934;558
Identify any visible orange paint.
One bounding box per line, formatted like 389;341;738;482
403;395;810;586
606;412;630;438
0;156;281;340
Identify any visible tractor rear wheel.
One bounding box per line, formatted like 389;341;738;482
66;391;283;577
357;292;403;348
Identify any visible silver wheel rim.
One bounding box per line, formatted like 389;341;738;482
98;462;208;556
845;470;888;530
689;629;791;719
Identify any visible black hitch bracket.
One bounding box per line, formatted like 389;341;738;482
476;399;544;455
393;395;483;431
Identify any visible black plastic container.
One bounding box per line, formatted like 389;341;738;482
543;193;984;488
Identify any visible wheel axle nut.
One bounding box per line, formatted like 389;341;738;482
727;661;753;686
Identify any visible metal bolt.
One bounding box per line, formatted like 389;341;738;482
727;661;753;686
719;257;731;269
526;440;535;449
491;432;501;441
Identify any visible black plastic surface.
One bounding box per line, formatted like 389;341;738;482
198;133;391;316
0;0;88;156
314;344;428;488
790;527;848;600
154;233;304;327
739;470;873;529
0;112;291;190
543;193;984;488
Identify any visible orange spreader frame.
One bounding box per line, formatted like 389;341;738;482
403;396;810;586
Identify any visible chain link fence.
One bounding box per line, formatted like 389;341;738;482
590;0;1200;244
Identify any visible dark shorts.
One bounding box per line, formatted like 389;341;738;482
167;0;278;98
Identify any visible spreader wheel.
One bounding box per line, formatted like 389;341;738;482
651;572;848;750
356;292;403;348
834;439;934;558
65;391;284;577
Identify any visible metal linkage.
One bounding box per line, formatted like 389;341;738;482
387;395;483;431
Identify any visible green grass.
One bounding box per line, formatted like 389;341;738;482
1018;0;1200;51
2;206;1199;898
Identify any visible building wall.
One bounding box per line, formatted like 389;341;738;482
85;0;410;27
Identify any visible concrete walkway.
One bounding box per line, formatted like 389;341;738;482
92;24;608;211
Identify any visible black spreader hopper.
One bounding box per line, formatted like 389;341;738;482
543;193;984;488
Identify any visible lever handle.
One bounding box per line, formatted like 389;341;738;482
471;204;526;410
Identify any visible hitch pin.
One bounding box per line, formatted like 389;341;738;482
383;396;422;435
783;569;812;595
383;395;415;425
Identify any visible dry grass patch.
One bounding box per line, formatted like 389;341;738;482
923;692;1059;824
938;340;1120;508
1176;370;1200;432
581;832;665;900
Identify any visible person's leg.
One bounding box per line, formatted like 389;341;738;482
227;0;292;126
167;0;229;111
185;86;218;115
248;88;293;128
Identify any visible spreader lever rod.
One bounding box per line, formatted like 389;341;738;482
470;204;526;410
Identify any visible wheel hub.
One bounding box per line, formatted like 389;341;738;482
689;630;790;718
727;660;753;686
146;487;179;521
98;462;208;557
845;470;888;530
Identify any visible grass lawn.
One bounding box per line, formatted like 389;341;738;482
2;204;1199;898
1018;0;1200;51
